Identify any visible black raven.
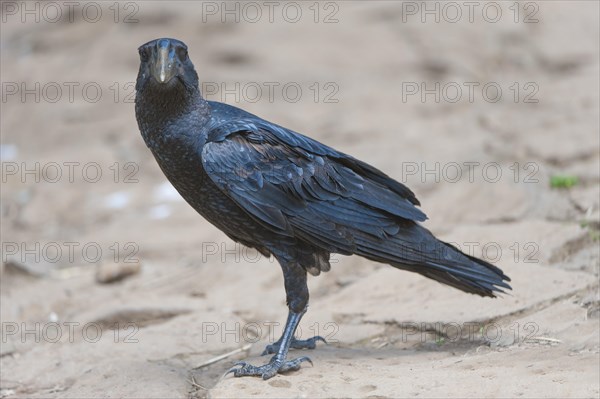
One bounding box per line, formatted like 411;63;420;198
135;38;511;380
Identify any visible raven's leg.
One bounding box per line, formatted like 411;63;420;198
227;260;313;379
262;323;327;355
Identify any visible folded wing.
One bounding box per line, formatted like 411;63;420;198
201;120;426;254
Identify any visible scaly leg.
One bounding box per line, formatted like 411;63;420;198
227;259;314;379
262;310;326;355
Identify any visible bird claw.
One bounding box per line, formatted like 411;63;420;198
226;356;312;380
262;335;327;355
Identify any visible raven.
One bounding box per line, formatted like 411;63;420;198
135;38;511;380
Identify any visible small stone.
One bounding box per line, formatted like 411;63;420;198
268;379;292;388
95;262;141;284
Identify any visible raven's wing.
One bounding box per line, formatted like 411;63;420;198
201;119;427;255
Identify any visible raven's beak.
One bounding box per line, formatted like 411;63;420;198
152;39;176;84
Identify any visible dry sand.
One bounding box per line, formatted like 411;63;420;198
1;1;599;398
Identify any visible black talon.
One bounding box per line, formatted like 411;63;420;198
225;365;241;377
227;356;311;379
278;356;313;374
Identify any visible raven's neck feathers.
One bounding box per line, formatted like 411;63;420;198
135;83;210;151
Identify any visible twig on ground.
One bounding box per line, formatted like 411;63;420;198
188;375;207;391
527;336;562;344
193;343;252;370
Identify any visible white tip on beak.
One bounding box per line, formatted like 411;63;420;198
155;44;175;84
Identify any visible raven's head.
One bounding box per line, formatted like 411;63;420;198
136;38;199;92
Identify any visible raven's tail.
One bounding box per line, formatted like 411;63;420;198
356;226;512;297
404;241;512;297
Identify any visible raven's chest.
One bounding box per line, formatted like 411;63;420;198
148;137;207;191
149;140;264;243
140;123;204;190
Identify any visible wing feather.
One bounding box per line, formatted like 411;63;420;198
201;120;427;254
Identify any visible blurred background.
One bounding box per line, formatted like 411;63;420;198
1;1;599;398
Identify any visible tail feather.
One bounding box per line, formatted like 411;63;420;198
356;226;512;298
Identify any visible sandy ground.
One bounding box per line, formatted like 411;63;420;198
1;1;599;398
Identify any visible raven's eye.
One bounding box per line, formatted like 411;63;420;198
177;47;188;60
139;48;150;62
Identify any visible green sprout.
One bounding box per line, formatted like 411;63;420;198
550;175;578;189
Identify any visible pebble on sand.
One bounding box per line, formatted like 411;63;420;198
95;261;141;284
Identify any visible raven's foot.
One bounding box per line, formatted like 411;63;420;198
262;336;327;355
227;356;312;380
